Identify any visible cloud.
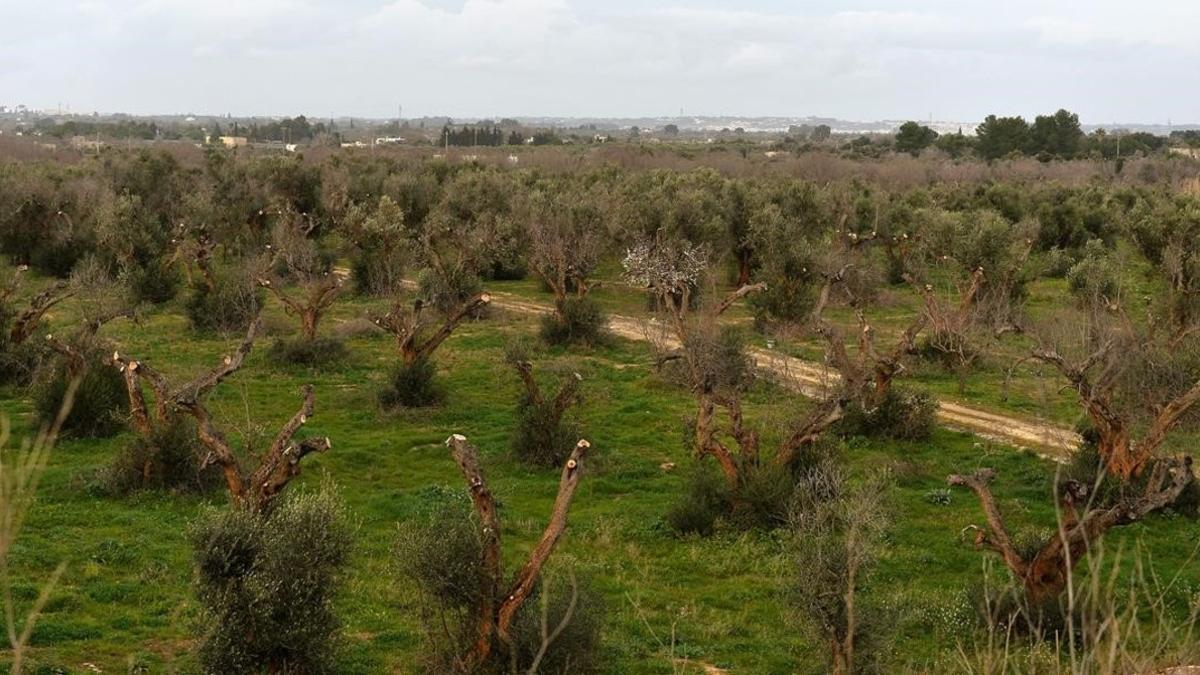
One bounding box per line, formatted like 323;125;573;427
0;0;1196;122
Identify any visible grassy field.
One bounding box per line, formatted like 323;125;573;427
4;282;1200;673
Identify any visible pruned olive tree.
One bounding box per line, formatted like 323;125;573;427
1128;193;1200;341
523;190;608;345
371;290;491;408
440;434;591;673
1;266;72;349
808;262;933;441
952;308;1199;605
625;238;848;525
905;268;986;393
948;462;1191;607
111;318;329;511
257;211;346;364
113;319;350;675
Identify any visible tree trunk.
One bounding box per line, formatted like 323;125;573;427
1022;552;1070;606
830;640;850;675
736;250;752;287
301;308;319;342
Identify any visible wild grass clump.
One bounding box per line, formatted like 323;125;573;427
379;357;443;409
91;416;217;496
540;296;608;346
31;350;125;438
190;487;352;674
268;336;348;367
838;386;937;441
665;463;730;537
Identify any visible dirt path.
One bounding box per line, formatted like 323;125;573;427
486;291;1081;457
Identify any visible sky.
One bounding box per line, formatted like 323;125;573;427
1;0;1198;124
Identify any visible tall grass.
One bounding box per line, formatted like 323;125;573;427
0;378;76;674
950;540;1200;674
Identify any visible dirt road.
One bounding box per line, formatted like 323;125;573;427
487;291;1081;457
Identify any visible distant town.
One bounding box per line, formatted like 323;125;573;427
0;105;1195;163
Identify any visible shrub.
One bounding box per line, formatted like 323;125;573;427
1066;239;1119;306
268;336;348;367
122;258;180;305
379;357;442;409
417;266;483;314
665;463;729;536
394;488;484;614
512;388;583;468
539;296;607;346
351;248;406;296
665;325;755;392
0;339;40;386
394;492;603;673
92;416;218;496
837;386;937;441
924;488;952;506
190;488;352;675
503;572;605;674
731;461;797;530
31;351;126;438
185;262;263;333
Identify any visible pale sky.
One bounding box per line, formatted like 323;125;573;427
1;0;1197;124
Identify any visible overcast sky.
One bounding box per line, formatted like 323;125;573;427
1;0;1197;124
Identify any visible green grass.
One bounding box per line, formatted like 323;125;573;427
3;284;1200;673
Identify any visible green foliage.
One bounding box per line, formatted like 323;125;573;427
745;198;822;325
1033;186;1114;252
510;376;584;468
31;351;126;439
975;115;1031;160
394;488;484;613
395;489;604;673
379;357;443;409
731;461;798;530
540;296;608;346
92;416;217;496
185;261;263;333
503;573;606;675
895;121;939;156
122;257;180;305
1066;239;1119;306
838;386;937;441
344;195;408;296
934;130;973;159
1029;109;1084;159
416;266;483;315
190;488;352;675
666;462;730;536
